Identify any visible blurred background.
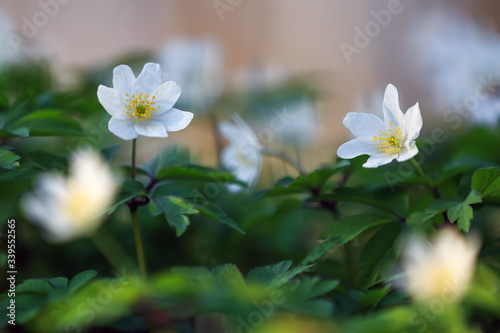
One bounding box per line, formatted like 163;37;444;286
2;0;500;171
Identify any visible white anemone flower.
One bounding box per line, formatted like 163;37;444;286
402;229;480;302
97;62;193;140
337;84;422;168
219;116;261;192
23;150;116;242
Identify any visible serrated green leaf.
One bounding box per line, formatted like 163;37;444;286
246;261;292;287
151;196;199;237
156;165;243;186
472;167;500;203
68;270;98;294
0;147;20;170
447;189;482;232
212;264;246;289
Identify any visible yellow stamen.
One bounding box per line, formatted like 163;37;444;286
125;93;160;122
372;122;404;154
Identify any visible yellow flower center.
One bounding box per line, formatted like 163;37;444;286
372;121;405;154
125;93;160;122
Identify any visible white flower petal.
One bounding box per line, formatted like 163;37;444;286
152;81;181;112
97;86;127;120
337;138;379;159
108;118;138;140
219;121;240;142
397;145;419;162
113;65;135;95
133;62;162;95
363;153;396;168
404;102;423;142
154;108;193;132
134;120;168;137
383;84;404;126
343;112;387;138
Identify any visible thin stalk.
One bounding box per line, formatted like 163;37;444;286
90;231;135;273
261;148;307;175
131;139;136;180
410;158;439;199
130;208;147;279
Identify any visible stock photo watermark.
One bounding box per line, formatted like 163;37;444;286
340;0;412;64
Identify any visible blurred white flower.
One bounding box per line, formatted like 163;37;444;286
402;228;480;302
406;5;500;122
156;38;225;112
337;84;422;168
219;115;261;192
97;62;193;140
23;150;116;242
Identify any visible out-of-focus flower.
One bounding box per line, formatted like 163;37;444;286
219;115;261;192
402;228;480;302
406;5;500;123
97;62;193;140
337;84;422;168
156;38;225;112
23;150;116;242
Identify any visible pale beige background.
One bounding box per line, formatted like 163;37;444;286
1;0;499;170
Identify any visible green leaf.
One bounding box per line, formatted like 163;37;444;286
16;279;54;294
6;109;84;136
0;147;20;170
150;196;199;237
419;197;459;223
27;151;68;171
107;180;147;214
472;167;500;203
156;165;243;186
212;264;246;289
254;162;350;199
447;189;482;232
279;278;339;316
246;261;291;286
42;277;68;289
356;223;402;289
191;201;246;235
68;270;98;294
319;214;395;244
299;239;341;266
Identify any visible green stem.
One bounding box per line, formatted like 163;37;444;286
130;208;147;279
410;158;439;199
90;231;135;273
131;139;137;180
129;138;147;278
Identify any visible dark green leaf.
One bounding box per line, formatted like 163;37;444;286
447;189;482;232
356;223;402;288
0;147;20;170
472;168;500;203
6;110;84;136
150;196;199;237
68;270;98;294
319;214;395;244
